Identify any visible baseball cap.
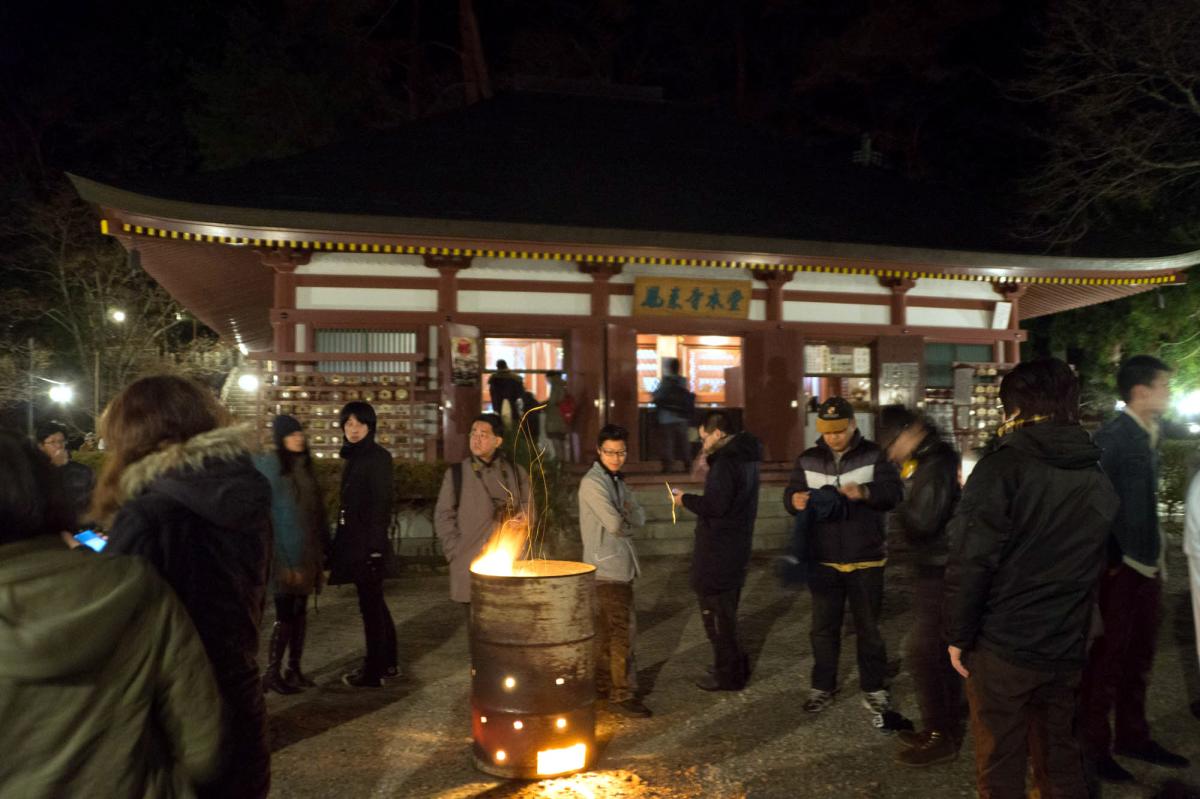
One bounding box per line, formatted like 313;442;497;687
815;397;855;433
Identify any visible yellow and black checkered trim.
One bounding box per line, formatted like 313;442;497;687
109;221;1182;288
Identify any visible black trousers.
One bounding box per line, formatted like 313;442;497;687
809;563;887;692
698;587;746;688
354;571;397;677
965;646;1087;799
908;564;966;740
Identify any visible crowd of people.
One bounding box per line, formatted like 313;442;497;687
2;354;1199;797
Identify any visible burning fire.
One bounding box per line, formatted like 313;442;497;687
536;743;588;776
470;514;532;577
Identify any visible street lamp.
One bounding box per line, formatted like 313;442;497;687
237;373;260;392
110;309;127;323
48;383;74;404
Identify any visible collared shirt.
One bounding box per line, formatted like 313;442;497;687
1122;408;1165;578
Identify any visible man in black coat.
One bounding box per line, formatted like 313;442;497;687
35;420;95;528
878;406;963;766
945;358;1119;798
784;397;903;722
671;411;761;691
329;401;398;688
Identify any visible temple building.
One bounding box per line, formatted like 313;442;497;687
71;92;1197;468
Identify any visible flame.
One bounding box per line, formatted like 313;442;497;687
470;514;531;576
536;743;588;776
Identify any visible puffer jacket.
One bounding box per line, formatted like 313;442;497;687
944;422;1119;670
784;430;904;565
682;431;763;594
0;536;221;799
106;425;273;799
891;430;961;567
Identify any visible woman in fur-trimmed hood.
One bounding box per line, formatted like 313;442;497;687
94;375;273;799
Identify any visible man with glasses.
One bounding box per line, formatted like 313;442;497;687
435;413;531;604
579;424;650;717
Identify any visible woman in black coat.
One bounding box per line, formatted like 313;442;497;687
95;375;273;799
328;401;398;687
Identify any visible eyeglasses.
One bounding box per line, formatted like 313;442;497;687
600;449;628;457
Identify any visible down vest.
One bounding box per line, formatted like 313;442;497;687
784;431;903;564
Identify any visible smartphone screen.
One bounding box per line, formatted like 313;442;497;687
73;530;108;553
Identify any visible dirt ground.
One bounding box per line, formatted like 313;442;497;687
261;533;1200;799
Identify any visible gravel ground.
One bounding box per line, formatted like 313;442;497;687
262;534;1200;798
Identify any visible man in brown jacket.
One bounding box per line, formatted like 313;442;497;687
435;414;532;603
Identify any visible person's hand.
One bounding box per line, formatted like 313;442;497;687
791;491;810;511
281;568;304;588
948;645;969;678
671;488;683;507
840;482;866;502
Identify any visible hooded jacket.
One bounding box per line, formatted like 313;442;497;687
0;536;222;799
106;425;273;799
891;430;961;567
329;433;394;586
578;461;645;583
944;422;1119;670
784;430;904;565
682;431;763;594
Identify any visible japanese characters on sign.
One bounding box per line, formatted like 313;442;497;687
632;277;753;319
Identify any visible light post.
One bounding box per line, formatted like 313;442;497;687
95;308;127;426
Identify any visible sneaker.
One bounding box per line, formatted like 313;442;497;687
804;688;836;713
862;689;891;715
895;731;958;767
1093;755;1135;783
341;671;382;688
609;698;653;718
1114;740;1190;769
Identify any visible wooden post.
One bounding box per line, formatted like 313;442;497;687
993;283;1027;365
258;248;312;365
426;254;474;462
751;268;794;322
879;277;916;326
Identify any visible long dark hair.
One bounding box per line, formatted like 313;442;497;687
92;375;229;525
274;430;314;478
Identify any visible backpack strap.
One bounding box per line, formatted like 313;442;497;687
451;462;464;510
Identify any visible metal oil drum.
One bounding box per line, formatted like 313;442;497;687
470;560;596;779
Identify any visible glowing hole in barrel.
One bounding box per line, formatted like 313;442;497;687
503;676;516;690
513;720;524;731
555;718;567;730
480;716;488;724
555;677;565;685
495;750;507;763
536;743;588;776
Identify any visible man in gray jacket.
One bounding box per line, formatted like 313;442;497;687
579;424;650;717
435;414;531;604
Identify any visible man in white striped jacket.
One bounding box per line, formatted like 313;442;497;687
784;397;904;722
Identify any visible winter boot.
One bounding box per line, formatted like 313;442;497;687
284;612;316;688
263;621;301;695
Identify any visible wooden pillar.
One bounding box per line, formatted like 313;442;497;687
578;261;623;317
424;253;472;314
879;277;916;326
259;248;312;362
742;328;805;461
752;269;794;322
993;283;1027;365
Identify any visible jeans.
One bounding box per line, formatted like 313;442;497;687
908;564;965;740
965;646;1087;799
354;570;397;677
1080;564;1162;754
698;587;746;688
595;581;639;702
809;563;887;692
